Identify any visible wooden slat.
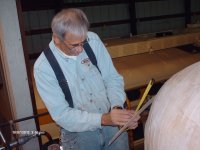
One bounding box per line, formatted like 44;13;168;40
21;0;128;11
113;48;200;90
106;29;200;58
37;108;54;125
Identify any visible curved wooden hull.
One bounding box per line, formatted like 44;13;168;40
145;61;200;150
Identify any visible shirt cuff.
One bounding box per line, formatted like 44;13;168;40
111;103;124;109
112;106;123;109
89;113;102;131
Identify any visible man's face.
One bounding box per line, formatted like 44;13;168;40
59;33;88;56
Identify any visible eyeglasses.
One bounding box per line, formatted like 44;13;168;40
62;37;89;51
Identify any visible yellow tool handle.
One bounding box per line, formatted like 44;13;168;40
135;78;155;112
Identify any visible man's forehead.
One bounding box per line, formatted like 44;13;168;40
64;32;86;41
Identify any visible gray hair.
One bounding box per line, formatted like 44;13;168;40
51;8;89;40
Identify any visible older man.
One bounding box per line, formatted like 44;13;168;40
34;8;140;150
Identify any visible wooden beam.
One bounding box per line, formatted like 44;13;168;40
191;11;200;16
184;0;191;26
135;0;163;1
90;19;130;28
37;109;54;125
21;0;128;12
25;28;52;36
21;0;55;11
106;30;200;58
113;48;200;90
137;13;185;22
128;0;137;35
29;53;41;60
16;0;42;147
62;0;128;8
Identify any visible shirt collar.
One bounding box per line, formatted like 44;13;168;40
49;39;77;60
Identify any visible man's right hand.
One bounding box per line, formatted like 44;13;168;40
101;109;140;129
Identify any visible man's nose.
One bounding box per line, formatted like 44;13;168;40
75;45;84;52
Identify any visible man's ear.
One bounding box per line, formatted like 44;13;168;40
53;34;62;45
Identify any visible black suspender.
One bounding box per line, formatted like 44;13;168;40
83;43;101;73
44;42;99;108
44;48;74;108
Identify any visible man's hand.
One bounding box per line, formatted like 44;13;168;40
126;110;140;129
110;109;133;126
101;108;140;129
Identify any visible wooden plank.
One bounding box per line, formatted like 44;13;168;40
113;48;200;90
37;108;54;125
21;0;128;11
106;30;200;58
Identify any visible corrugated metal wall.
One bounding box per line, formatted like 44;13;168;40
23;10;54;54
82;4;130;38
136;0;185;34
22;0;200;56
191;0;200;23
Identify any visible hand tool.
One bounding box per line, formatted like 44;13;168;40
108;98;154;145
108;78;155;145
